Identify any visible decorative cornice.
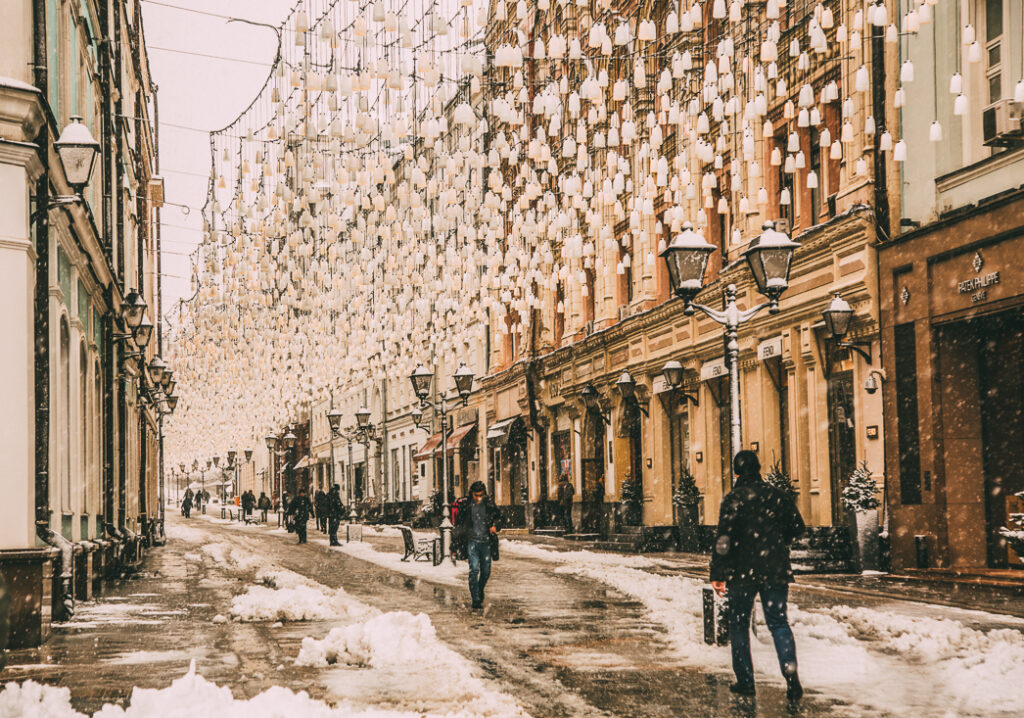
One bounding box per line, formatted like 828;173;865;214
0;83;46;143
0;139;44;180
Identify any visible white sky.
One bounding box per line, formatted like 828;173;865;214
141;0;294;324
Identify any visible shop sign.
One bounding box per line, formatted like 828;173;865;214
757;335;783;361
700;358;727;381
957;253;1000;303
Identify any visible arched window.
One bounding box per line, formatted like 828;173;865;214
59;316;71;514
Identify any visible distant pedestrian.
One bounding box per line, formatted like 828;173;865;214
314;488;329;533
257;491;272;522
557;475;575;533
241;490;255;519
453;481;501;610
181;492;192;519
289;488;312;544
281;491;292;531
326;484;345;546
710;450;806;700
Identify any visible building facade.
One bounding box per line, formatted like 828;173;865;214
0;0;165;647
880;0;1024;571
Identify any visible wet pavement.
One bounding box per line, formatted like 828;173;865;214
1;514;862;717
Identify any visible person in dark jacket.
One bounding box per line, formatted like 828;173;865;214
181;492;193;519
326;484;345;546
257;491;272;522
453;481;501;609
288;488;313;544
710;450;806;700
557;476;574;533
241;490;255;519
314;489;329;533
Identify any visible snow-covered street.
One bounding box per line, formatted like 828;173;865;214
2;515;1022;717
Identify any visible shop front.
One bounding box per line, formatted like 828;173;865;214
880;192;1024;571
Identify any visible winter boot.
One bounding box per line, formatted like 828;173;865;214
729;682;755;696
782;664;802;700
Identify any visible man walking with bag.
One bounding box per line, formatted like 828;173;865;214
710;450;806;700
454;481;501;610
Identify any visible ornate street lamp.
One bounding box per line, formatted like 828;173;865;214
822;292;873;363
327;407;343;437
661;221;799;464
662;360;685;390
453;363;475;404
54;116;100;191
264;433;278;450
659;223;716;314
409;365;434;402
134;313;154;349
410;361;474;562
411;405;423;428
615;371;636;401
148;356;166;384
122;291;147;329
283;431;297;449
355;406;371;430
244;448;253;463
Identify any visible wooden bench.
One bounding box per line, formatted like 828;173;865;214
398;525;434;562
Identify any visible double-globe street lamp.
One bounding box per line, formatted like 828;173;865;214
660;221;800;460
326;408;362;524
408;363;475;562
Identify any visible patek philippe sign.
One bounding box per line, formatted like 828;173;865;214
957;252;1000;303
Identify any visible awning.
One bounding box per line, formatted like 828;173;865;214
486;416;521;446
413;432;443;462
292;455;312;470
446;423;477;451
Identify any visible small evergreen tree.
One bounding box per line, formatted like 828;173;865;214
672;467;700;508
841;461;880;513
764;459;798;501
620;476;642;505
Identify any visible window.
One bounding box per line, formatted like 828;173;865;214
895;323;922;504
985;0;1004;104
59;317;71;514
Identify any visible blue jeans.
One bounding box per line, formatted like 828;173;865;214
467;539;492;604
727;583;797;686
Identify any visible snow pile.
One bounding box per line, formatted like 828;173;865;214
232;567;373;623
298;613;531;717
1;660;530;717
551;556;1024;716
164;522;207;544
296;611;442;668
199;542;262;571
334;539;465;585
0;680;85;717
501;539;675;569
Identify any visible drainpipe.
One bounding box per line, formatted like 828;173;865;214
871;4;891;242
32;0;75;620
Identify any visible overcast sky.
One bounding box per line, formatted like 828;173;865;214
141;0;292;325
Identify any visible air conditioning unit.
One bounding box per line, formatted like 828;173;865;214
982;99;1024;147
617;305;630;322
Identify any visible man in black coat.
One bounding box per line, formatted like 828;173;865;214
289;488;313;544
257;492;272;522
453;481;501;609
556;476;574;533
710;450;806;700
314;489;329;533
326;484;345;546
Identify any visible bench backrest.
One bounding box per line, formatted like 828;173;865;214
399;526;415;553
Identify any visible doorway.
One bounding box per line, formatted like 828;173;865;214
976;311;1024;567
827;370;857;526
582;408;606;532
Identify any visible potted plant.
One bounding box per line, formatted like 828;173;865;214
999;491;1024;564
841;461;882;572
764;459;798;502
672;467;701;551
619;474;643;526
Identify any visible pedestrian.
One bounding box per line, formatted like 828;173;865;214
710;450;806;700
241;490;255;519
326;484;345;546
314;488;329;533
453;481;501;610
289;488;313;544
257;491;272;523
281;491;292;531
557;475;575;533
181;492;192;519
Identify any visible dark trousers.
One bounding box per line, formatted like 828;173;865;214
467;539;492;605
561;504;573;532
318;515;328;532
727;582;797;687
296;520;307;544
328;517;340;545
183;506;191;518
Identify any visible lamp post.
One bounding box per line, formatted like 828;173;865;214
661;222;799;459
354;406;384;514
327;402;342;512
409;362;474;562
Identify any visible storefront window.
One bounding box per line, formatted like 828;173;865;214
552;430;572;482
